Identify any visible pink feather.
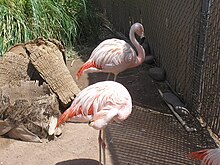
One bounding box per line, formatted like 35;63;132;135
76;23;145;80
57;81;132;130
188;148;220;165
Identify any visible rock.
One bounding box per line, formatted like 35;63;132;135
162;92;185;107
148;67;166;81
0;81;62;142
144;55;154;64
7;125;42;143
0;45;32;87
0;37;80;107
162;92;189;116
0;37;83;142
0;120;15;135
25;37;80;106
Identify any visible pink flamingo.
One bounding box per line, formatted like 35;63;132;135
188;148;220;165
56;81;132;165
76;22;145;81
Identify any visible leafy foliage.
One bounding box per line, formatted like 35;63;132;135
0;0;101;56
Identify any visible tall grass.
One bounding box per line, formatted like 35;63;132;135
0;0;101;56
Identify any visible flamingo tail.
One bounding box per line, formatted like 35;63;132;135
56;108;75;127
76;61;98;79
188;149;209;160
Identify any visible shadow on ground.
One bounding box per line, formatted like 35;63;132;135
55;159;101;165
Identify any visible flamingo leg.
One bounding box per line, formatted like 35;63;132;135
102;129;106;165
106;73;111;80
98;130;102;165
113;74;117;81
98;129;106;165
106;73;117;81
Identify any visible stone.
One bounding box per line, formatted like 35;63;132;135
144;55;154;64
148;67;166;81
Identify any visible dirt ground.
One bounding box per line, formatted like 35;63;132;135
0;55;169;165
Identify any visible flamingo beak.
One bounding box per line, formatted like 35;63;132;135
139;36;146;45
48;116;58;135
88;120;94;126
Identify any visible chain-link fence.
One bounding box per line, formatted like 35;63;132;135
199;0;220;136
93;0;219;137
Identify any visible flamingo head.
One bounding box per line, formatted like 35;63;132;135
133;23;145;38
132;23;145;44
88;108;119;130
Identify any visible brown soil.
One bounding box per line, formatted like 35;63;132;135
0;57;169;165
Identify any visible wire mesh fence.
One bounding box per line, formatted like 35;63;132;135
93;0;220;137
199;0;220;136
106;105;216;165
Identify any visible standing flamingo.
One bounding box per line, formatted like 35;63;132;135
76;22;146;81
56;81;132;165
188;148;220;165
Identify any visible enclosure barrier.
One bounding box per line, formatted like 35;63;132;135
93;0;220;138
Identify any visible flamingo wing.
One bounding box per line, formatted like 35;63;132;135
76;39;136;79
90;39;136;69
56;84;101;126
57;81;132;127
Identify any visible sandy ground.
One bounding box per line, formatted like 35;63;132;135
0;52;169;165
0;59;113;165
0;123;113;165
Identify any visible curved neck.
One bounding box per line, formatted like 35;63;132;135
129;27;145;67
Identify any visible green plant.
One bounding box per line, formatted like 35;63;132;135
0;1;30;55
0;0;101;56
61;0;102;45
